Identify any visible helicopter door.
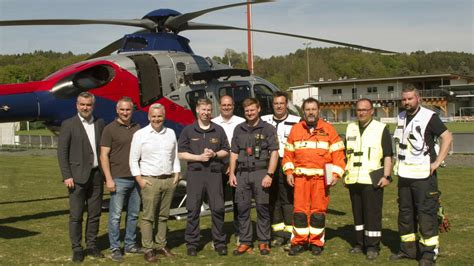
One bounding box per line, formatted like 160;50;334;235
253;84;274;116
218;85;251;118
127;54;163;107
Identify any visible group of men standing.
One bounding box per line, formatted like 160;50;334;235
58;84;451;265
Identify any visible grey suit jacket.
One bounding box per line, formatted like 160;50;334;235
57;114;106;184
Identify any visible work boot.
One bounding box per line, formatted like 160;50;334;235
390;252;412;261
259;243;271;255
288;245;305;256
233;244;253;256
419;258;435;266
366;248;379;260
144;249;158;263
271;237;284;247
215;246;228;256
310;245;323;256
348;245;363;254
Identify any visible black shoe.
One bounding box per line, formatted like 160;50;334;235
271;237;285;247
215;246;228;256
348;246;363;254
390;252;411;261
187;248;197;256
288;245;305;256
72;250;84;263
125;245;145;254
110;248;123;262
310;245;323;256
366;248;379;260
419;258;435;266
86;248;105;258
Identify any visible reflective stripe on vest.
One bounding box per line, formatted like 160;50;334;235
272;222;285;231
294;167;324;176
345;120;385;185
293;140;329;150
394;107;434;179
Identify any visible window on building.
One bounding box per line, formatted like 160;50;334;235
367;87;378;93
332;88;342;95
388;86;394;92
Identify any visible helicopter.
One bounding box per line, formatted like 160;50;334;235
0;0;396;133
0;0;395;218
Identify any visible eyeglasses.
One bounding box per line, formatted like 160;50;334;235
356;109;372;112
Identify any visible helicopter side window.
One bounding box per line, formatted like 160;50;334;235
219;85;251;118
254;84;274;116
123;37;149;50
186;89;207;116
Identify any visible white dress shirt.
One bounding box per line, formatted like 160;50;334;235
78;114;98;167
212;114;245;146
129;124;180;176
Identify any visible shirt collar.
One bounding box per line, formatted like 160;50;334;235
114;119;137;128
193;121;216;133
146;124;167;134
241;119;265;132
78;113;94;124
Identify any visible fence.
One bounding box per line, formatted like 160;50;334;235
2;133;474;154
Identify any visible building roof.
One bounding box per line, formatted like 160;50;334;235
303;73;474;87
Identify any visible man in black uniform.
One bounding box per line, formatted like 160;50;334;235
390;85;452;266
229;98;279;256
178;98;230;257
344;98;393;260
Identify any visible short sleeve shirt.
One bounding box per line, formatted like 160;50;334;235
100;120;140;178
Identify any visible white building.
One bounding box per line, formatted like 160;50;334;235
290;73;474;122
0;122;19;145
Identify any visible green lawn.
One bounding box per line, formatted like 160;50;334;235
0;155;472;264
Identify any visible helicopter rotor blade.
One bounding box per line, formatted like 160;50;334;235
184;22;397;54
0;19;156;30
165;0;273;32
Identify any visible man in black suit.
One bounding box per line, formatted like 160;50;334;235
58;91;106;262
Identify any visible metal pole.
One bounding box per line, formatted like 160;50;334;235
247;1;254;74
303;42;311;82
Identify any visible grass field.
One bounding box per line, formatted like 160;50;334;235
0;155;472;264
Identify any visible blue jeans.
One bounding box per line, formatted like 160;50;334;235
108;177;141;250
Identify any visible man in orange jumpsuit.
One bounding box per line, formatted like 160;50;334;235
283;97;346;256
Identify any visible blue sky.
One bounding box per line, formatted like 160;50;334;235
0;0;472;58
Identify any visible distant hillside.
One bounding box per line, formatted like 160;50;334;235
212;48;474;90
1;49;473;92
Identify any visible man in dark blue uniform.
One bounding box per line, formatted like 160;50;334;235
229;98;279;256
178;98;230;257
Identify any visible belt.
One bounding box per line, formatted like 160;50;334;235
238;165;267;172
142;174;172;179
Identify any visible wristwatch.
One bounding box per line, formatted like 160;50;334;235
267;172;274;178
384;175;393;182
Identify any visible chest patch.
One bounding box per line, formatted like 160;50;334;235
255;134;266;140
347;136;357;141
191;138;200;141
209;138;219;144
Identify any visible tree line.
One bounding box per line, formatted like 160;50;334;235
1;49;473;92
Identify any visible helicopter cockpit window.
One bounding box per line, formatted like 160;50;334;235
186;89;207;116
253;84;274;116
123;37;149;50
219;85;251;117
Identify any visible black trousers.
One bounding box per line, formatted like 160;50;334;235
222;173;239;235
269;159;294;240
348;183;383;250
235;169;271;245
398;173;439;261
185;171;226;249
68;168;103;251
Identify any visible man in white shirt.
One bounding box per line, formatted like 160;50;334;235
261;91;301;247
212;95;245;244
129;103;180;263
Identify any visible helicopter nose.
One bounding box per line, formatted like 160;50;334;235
0;92;39;123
